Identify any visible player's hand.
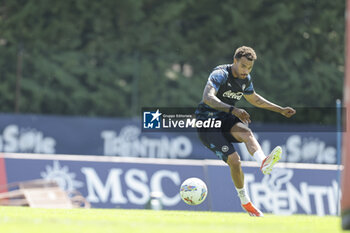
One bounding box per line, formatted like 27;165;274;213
232;108;251;124
280;107;296;118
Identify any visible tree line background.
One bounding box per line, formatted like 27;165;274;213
0;0;345;124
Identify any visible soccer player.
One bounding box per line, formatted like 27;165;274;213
195;46;296;217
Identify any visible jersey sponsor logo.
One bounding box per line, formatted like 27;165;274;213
222;90;244;100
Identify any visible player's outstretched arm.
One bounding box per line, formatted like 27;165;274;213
244;92;296;118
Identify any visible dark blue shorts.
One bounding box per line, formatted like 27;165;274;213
197;114;242;163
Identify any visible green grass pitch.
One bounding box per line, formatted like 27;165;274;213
0;206;345;233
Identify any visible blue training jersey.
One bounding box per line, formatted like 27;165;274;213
195;64;254;120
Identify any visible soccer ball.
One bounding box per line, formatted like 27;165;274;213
180;177;208;205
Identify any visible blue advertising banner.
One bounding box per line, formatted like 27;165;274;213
0;113;338;164
1;154;341;215
3;155;209;211
207;164;340;215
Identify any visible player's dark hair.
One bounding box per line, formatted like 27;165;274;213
234;46;257;61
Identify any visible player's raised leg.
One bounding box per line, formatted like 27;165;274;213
230;122;282;175
227;153;263;217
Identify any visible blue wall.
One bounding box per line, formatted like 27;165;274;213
3;155;340;215
0;113;337;164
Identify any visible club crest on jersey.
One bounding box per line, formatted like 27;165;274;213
221;145;229;152
222;90;244;100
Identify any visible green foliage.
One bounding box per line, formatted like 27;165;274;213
0;0;345;123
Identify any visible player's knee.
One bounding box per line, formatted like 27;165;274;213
233;128;253;142
227;153;241;168
240;127;253;140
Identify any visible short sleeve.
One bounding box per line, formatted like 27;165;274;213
207;70;226;92
244;82;254;94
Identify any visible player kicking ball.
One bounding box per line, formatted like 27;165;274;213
195;46;296;216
